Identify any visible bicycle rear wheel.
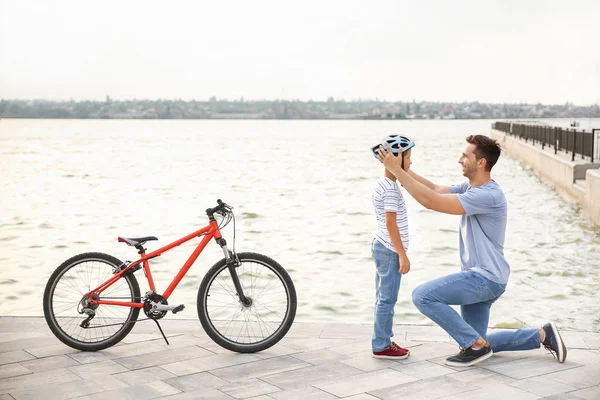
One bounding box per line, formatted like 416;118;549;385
197;252;297;353
43;252;141;351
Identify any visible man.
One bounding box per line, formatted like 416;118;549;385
378;134;567;367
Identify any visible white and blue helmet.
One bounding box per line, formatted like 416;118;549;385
371;135;415;158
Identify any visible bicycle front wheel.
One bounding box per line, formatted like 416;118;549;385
43;252;141;351
197;252;297;353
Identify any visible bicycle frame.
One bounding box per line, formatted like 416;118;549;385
89;219;225;309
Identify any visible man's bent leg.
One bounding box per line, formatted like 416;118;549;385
412;271;500;349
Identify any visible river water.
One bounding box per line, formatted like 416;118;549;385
1;118;598;332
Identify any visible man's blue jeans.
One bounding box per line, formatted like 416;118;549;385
372;239;402;351
412;270;541;352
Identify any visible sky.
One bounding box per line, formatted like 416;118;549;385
1;0;599;105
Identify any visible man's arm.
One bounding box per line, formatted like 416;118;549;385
380;147;464;215
408;170;451;194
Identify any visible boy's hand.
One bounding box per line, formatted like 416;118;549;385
399;254;411;274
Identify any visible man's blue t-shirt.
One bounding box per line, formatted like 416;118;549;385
449;181;510;284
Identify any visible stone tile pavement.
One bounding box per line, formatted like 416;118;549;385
0;317;598;399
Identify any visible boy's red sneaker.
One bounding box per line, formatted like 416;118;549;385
391;341;410;355
372;342;409;359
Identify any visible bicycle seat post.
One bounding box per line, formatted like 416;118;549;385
135;245;146;255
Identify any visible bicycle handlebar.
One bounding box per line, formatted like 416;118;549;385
206;199;231;217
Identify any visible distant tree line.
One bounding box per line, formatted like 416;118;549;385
1;98;599;120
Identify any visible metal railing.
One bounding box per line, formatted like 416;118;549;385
493;122;596;162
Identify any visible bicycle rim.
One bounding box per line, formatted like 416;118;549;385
46;256;138;348
200;254;295;351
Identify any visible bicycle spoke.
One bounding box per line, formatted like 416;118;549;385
202;255;294;349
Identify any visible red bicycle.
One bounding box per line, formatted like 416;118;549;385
43;199;297;353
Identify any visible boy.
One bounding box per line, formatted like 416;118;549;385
370;134;415;359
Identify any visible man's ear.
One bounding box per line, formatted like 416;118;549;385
478;157;488;169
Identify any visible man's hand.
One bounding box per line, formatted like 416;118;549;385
377;144;403;176
399;254;411;274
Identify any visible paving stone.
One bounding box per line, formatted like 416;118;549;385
439;380;541;400
563;349;600;366
219;378;281;399
102;341;174;359
483;356;581;379
23;343;79;358
81;380;180;399
268;386;338;400
0;318;598;399
0;350;36;366
210;356;311;382
404;325;451;343
163;371;229;391
283;322;327;338
68;359;130;379
112;366;176;385
314;368;418;397
319;323;374;339
260;361;363;389
7;375;129;400
113;345;213;370
327;339;371;357
563;385;600;400
284;337;349;352
290;348;349;365
544;365;600;389
447;368;516;385
368;375;473;399
0;368;81;392
542;393;593;400
19;354;81;372
67;351;115;365
390;360;456;379
0;363;31;380
396;342;458;364
253;344;301;360
342;395;380;400
154;386;234;399
161;353;261;376
340;353;400;372
509;376;579;397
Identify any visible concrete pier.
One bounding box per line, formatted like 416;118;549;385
491;129;600;226
0;317;598;399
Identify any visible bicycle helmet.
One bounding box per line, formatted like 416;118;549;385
371;135;415;158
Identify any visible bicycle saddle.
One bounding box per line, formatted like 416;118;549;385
117;236;158;246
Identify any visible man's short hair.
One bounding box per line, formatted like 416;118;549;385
466;135;501;171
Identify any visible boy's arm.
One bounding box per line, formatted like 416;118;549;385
385;212;410;274
408;170;451;194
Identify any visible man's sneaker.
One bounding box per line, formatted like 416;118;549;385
445;344;493;367
391;341;410;356
542;322;567;363
373;342;409;359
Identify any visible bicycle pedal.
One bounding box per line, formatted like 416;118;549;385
172;304;185;314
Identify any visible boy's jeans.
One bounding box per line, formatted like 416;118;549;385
372;239;402;351
412;270;541;352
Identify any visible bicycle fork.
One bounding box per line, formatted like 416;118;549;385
216;238;251;307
